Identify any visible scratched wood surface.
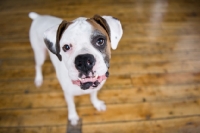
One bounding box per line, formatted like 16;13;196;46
1;0;200;133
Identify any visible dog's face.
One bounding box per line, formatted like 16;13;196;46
44;15;123;90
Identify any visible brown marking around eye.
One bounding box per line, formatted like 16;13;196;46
87;18;111;68
55;20;72;61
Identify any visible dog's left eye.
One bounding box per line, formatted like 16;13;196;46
96;38;105;46
63;44;70;52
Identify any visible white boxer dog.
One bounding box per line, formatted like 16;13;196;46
29;12;123;125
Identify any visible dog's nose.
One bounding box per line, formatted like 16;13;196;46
75;54;96;73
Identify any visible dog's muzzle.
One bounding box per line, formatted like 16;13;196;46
73;54;109;90
72;72;109;90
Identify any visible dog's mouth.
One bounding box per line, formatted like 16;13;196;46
72;72;109;90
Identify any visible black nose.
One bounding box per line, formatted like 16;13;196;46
75;54;96;74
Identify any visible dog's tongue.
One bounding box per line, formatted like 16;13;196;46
72;75;107;86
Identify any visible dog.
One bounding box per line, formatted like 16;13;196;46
28;12;123;125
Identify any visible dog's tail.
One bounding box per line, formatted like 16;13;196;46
29;12;39;20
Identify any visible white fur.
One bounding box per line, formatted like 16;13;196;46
102;16;123;50
29;12;122;125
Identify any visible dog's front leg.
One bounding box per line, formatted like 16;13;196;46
64;93;79;125
90;91;106;111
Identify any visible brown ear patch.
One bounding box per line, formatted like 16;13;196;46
92;15;111;41
55;20;72;61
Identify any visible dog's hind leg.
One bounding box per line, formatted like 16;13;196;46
33;47;46;87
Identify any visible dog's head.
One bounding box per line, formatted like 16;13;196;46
43;15;123;90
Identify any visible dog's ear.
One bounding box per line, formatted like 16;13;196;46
43;20;71;61
93;15;123;50
102;16;123;50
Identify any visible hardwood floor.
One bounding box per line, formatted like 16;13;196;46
0;0;200;132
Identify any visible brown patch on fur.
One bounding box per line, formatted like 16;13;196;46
56;20;72;61
92;15;111;41
87;16;111;63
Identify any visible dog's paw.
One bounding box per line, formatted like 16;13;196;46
34;77;43;87
69;115;79;126
93;100;106;112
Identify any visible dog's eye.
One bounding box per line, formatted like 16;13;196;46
96;38;105;46
63;44;70;52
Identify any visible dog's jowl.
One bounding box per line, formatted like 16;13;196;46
29;12;123;125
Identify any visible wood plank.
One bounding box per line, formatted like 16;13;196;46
0;108;68;127
111;52;200;64
110;60;200;75
0;65;55;80
0;127;48;133
0;98;200;127
0;42;31;50
131;72;200;86
0;78;62;94
1;116;200;133
0;92;66;110
115;40;200;55
1;3;200;18
123;26;200;37
1;83;200;110
67;99;200;125
0;4;199;21
1;12;200;43
0;48;34;60
82;116;200;133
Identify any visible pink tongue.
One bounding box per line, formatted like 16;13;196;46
72;75;107;86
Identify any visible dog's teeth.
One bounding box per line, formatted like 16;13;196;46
78;78;82;81
95;75;98;79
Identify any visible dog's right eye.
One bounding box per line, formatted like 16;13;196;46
63;44;70;52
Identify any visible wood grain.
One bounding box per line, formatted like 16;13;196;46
1;98;200;127
1;0;200;132
1;116;200;133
